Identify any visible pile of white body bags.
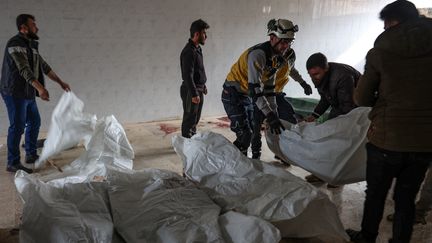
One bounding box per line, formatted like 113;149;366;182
14;92;349;242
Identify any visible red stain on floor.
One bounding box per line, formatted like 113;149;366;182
159;123;180;135
217;116;230;122
214;122;230;128
207;116;230;128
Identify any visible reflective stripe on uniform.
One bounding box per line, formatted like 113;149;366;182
8;46;27;54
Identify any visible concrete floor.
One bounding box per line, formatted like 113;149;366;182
0;116;431;243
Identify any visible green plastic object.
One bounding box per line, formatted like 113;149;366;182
286;97;329;123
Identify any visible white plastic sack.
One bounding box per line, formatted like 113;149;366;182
15;91;283;243
34;114;134;186
219;211;281;243
33;92;133;184
14;92;136;241
36;92;96;168
266;107;370;185
81;116;134;169
105;166;281;243
15;173;118;243
172;132;349;240
106;167;225;243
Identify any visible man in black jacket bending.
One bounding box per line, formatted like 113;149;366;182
305;52;360;122
180;19;210;138
304;52;361;185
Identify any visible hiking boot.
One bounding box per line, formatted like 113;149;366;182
25;154;39;164
305;174;324;183
6;164;33;174
386;213;427;225
346;229;375;243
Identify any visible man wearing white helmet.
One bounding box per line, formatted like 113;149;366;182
221;18;298;156
251;26;313;160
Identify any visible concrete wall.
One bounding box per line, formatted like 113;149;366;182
2;0;427;135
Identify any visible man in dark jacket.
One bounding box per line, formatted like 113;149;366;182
305;52;360;122
180;19;209;138
1;14;71;173
346;1;432;243
302;52;361;186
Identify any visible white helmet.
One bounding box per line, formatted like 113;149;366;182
267;19;298;39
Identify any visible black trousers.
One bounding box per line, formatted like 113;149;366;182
361;143;431;243
221;85;253;154
180;84;203;138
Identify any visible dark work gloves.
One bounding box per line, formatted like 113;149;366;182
266;112;285;134
300;81;313;95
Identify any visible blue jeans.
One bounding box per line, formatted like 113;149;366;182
2;94;40;166
361;143;431;243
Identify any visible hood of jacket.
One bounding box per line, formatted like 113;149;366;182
374;17;432;58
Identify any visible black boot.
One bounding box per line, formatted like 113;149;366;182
345;229;375;243
252;152;261;159
233;140;248;156
6;164;33;174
